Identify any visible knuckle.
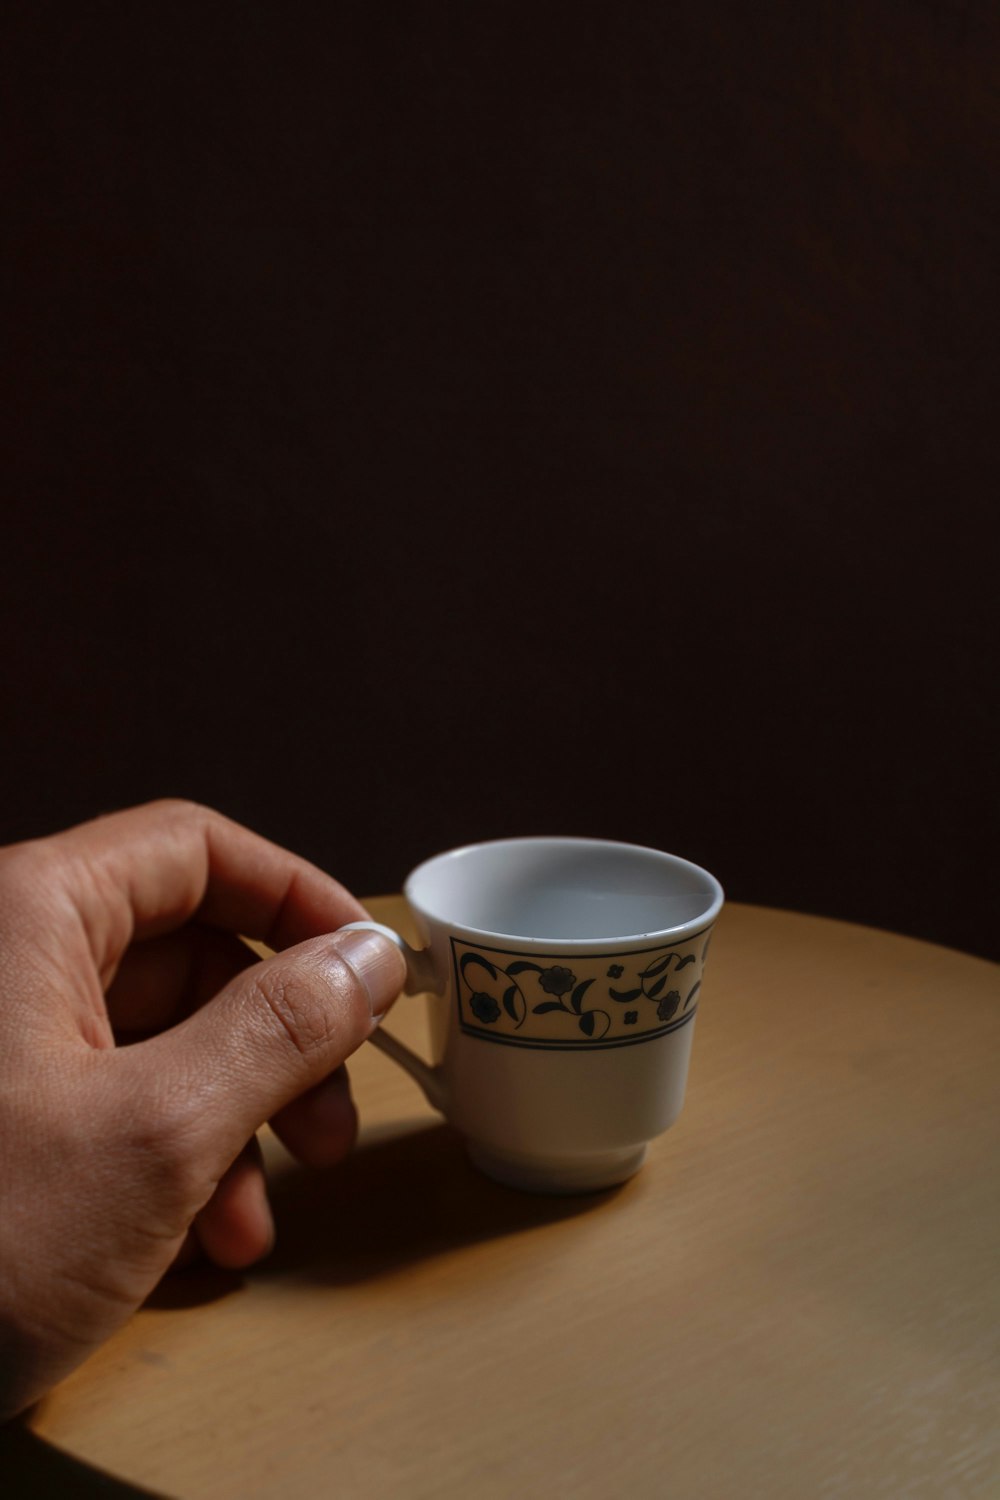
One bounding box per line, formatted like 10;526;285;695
147;799;248;851
117;1082;208;1205
250;963;338;1061
146;797;212;826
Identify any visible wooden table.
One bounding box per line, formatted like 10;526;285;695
5;899;998;1498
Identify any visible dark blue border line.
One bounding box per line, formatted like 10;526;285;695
457;1004;698;1051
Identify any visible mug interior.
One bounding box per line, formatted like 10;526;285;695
405;837;723;944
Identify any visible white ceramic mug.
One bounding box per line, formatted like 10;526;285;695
343;837;723;1194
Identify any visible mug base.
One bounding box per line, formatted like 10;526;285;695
466;1141;648;1195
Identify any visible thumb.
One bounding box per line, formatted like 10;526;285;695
132;927;407;1164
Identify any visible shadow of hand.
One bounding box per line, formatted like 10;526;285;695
258;1121;616;1287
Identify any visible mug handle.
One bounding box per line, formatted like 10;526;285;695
339;920;448;1113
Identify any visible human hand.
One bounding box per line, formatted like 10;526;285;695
0;800;406;1418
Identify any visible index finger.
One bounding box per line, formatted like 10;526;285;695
45;800;369;975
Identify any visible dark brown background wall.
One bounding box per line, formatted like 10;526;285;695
2;4;997;959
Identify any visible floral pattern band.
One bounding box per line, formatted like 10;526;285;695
451;927;713;1050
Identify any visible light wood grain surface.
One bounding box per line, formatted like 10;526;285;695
7;899;999;1498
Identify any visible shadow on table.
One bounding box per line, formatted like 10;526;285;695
0;1421;169;1499
141;1121;618;1309
254;1120;618;1287
142;1262;245;1313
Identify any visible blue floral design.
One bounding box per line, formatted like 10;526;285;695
656;990;681;1022
457;933;709;1047
538;966;576;997
470;992;501;1024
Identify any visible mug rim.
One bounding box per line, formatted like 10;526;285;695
403;835;725;949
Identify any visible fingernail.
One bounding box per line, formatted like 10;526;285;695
329;927;407;1023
